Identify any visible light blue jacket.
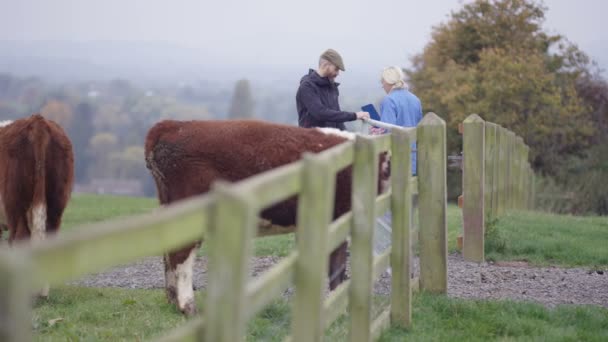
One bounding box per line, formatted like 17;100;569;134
379;88;423;175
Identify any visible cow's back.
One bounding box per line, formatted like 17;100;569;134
145;119;353;224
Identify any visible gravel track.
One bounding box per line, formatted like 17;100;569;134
68;253;608;309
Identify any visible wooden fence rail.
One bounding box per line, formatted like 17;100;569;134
1;113;448;342
460;114;535;262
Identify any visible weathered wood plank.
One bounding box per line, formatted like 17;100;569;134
496;127;507;216
463;114;485;262
485;122;497;220
240;139;352;211
246;252;297;320
292;153;335;342
530;170;536;210
388;127;413;328
519;141;528;210
23;195;211;287
491;124;500;219
370;132;392;154
235;161;301;211
507;131;516;210
411;276;420;292
0;249;31;342
349;135;378;342
410;176;419;195
375;191;391;218
373;247;392;281
417;113;448;293
370;307;391;341
328;212;352;254
323;279;351;330
514;137;523;210
205;182;257;342
319;139;355;174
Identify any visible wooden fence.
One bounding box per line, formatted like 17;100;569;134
0;113;448;342
459;114;535;262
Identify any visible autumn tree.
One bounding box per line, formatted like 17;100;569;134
88;132;118;179
406;0;595;175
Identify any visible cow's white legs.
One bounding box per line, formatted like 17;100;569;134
164;254;177;304
29;203;49;297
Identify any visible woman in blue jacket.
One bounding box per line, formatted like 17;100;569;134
372;67;423;255
373;66;423;175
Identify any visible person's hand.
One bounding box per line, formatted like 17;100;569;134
356;111;370;120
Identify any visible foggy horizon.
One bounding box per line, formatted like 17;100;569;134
1;0;607;87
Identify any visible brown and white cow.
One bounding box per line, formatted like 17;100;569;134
145;119;389;315
0;114;74;296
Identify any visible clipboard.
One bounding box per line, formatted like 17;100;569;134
361;103;381;121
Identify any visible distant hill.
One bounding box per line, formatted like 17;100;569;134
0;40;383;88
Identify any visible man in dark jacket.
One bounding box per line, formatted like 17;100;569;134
296;49;369;130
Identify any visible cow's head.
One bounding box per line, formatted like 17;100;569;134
379;151;391;195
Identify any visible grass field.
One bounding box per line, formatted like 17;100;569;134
22;194;608;341
485;211;608;267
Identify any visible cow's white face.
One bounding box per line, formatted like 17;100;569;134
0;120;13;128
379;151;391;194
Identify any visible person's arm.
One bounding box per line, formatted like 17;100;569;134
299;83;357;122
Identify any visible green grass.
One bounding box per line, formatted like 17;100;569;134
378;292;608;341
33;286;192;341
34;287;608;341
485;210;608;267
60;193;158;231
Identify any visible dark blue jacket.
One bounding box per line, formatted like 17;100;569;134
296;69;356;130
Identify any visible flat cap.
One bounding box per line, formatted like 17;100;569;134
320;49;345;71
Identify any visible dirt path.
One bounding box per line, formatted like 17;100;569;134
68;253;608;309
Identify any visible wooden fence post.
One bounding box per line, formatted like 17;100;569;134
522;145;530;210
504;130;510;211
292;153;335;342
463;114;485;262
389;127;413;328
512;137;519;210
517;138;525;210
349;135;378;342
495;127;504;216
484;122;497;221
205;182;257;342
417;113;447;293
0;249;32;342
530;170;536;210
490;124;499;219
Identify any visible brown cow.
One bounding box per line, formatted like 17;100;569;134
0;114;74;297
145;119;389;315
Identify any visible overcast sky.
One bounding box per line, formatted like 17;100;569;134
1;0;606;83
